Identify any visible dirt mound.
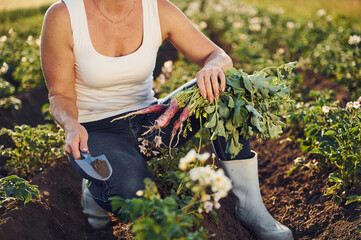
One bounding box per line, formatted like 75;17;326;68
0;133;360;240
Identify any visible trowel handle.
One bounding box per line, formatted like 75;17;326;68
81;152;91;159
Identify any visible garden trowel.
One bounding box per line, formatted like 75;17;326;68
69;152;113;183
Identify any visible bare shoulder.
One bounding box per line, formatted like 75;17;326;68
157;0;191;39
42;2;72;46
44;2;70;24
157;0;185;21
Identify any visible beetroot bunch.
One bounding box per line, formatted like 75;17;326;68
112;62;296;158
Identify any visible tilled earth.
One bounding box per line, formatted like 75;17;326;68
0;74;360;240
0;131;360;240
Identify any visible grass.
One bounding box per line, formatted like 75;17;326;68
0;0;55;11
242;0;361;21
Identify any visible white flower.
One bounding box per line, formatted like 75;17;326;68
154;135;162;148
197;152;211;163
322;106;330;113
286;22;295;29
142;139;150;146
0;35;7;43
307;21;314;29
199;21;208;29
249;23;261;32
189;166;213;185
163;60;173;72
35;38;41;46
316;9;326;17
214;202;221;209
232;22;243;29
204;201;213;213
139;145;147;155
8;28;14;35
238;33;248;40
21;57;27;62
353;101;360;109
276;48;285;55
346;101;354;109
248;17;261;25
358;96;361;102
326;15;333;22
348;35;361;45
27;35;33;45
0;62;9;74
179;149;197;170
136;190;144;196
210;169;232;198
214;192;221;203
152;151;160;156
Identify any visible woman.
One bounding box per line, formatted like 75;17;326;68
40;0;293;239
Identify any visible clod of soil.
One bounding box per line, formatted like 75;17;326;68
90;159;110;178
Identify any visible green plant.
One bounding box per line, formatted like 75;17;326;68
0;124;65;178
0;29;43;109
0;175;40;205
290;97;361;202
112;146;231;239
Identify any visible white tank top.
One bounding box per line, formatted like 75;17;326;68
62;0;161;123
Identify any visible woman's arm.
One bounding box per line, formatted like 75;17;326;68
41;2;88;159
158;0;233;103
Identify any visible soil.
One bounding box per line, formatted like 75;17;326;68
0;63;360;239
90;159;110;179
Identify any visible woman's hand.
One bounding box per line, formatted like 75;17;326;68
196;64;226;103
64;122;89;159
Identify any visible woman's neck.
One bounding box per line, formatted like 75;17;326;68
94;0;135;16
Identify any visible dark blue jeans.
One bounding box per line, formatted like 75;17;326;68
79;79;253;213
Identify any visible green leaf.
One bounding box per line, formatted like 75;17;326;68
310;148;323;155
245;105;263;118
225;67;238;76
345;195;361;205
240;72;253;93
329;173;343;183
251;115;264;133
205;113;217;128
210;210;220;225
205;105;216;114
215;119;227;138
219;102;230;119
324;130;336;136
325;184;338;195
228;96;235;108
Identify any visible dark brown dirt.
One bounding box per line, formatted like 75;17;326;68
0;133;360;240
90;159;110;178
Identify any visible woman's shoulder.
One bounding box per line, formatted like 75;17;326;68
42;2;73;47
157;0;188;35
44;1;70;25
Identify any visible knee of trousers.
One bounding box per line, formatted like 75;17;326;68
88;173;155;213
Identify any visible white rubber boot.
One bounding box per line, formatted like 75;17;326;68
221;151;293;240
81;179;110;229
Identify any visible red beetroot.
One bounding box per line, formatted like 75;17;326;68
142;98;180;135
111;104;168;122
179;107;190;122
172;119;181;136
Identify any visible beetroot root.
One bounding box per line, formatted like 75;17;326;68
111;104;168;122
